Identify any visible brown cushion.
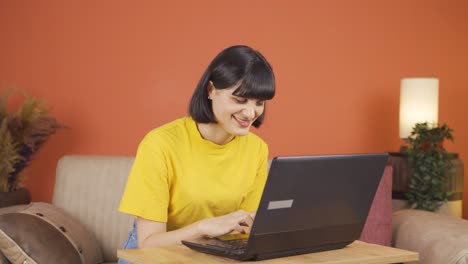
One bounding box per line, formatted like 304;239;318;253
0;202;103;264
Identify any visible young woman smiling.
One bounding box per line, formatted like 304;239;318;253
117;45;275;263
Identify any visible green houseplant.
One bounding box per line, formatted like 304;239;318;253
402;122;455;211
0;89;63;197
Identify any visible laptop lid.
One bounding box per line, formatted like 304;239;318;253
182;153;388;260
244;153;388;259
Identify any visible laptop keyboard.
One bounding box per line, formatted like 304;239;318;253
205;239;248;255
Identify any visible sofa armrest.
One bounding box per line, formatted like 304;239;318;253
393;209;468;264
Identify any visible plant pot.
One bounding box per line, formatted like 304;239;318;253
0;188;31;208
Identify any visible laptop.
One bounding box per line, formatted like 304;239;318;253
182;153;389;261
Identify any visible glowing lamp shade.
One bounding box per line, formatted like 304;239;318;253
399;78;439;138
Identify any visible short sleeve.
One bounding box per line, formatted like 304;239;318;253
118;134;170;222
239;142;269;212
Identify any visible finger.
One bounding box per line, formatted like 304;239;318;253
238;214;254;228
241;224;251;234
249;211;257;219
233;224;245;234
245;214;254;227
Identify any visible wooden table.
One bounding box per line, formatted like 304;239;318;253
117;240;419;264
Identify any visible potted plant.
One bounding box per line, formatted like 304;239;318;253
0;89;63;207
402;122;455;211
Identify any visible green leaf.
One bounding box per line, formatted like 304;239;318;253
403;121;455;212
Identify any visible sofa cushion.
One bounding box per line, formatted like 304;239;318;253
0;203;103;264
54;155;135;262
393;209;468;264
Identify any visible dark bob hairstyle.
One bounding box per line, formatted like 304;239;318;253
189;45;275;128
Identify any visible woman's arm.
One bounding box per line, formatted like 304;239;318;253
137;210;255;248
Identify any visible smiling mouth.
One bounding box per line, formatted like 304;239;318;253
233;116;251;128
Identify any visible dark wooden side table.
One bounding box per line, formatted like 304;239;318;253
388;152;464;216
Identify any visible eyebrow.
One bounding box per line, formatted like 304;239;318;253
232;95;264;101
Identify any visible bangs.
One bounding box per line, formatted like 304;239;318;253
232;60;275;100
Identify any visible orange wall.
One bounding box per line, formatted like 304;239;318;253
1;1;468;217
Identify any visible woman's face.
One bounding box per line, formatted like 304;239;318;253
208;82;265;137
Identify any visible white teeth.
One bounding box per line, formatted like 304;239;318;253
234;116;250;125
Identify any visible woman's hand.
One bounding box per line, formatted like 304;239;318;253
136;210;257;248
196;210;254;238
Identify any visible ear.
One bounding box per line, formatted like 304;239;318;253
207;81;216;99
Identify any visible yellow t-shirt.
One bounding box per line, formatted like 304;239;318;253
118;117;268;231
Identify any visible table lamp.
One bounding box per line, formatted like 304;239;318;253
399;77;439;139
394;78;463;217
392;77;440;198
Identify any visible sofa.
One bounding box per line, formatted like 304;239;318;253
0;155;393;264
0;156;134;264
0;155;466;264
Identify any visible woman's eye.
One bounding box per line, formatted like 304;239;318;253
234;98;247;104
256;101;265;106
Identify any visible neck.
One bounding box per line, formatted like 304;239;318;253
196;123;234;145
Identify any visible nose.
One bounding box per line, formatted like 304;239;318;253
242;106;255;119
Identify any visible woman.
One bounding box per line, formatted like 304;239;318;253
118;45;275;262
